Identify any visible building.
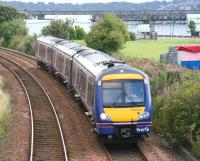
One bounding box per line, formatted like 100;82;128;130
160;45;200;70
177;45;200;69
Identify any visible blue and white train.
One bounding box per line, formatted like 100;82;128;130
36;36;152;141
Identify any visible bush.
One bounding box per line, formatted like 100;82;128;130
86;13;129;54
153;73;200;159
75;26;86;40
129;32;136;41
8;35;36;55
0;37;4;47
69;26;76;40
0;19;28;47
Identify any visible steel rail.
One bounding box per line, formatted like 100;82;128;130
0;57;35;161
0;55;68;161
0;47;36;60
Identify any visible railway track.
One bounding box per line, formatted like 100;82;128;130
0;56;68;161
107;143;148;161
0;47;36;66
0;48;150;161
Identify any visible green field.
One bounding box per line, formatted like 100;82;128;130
75;38;200;61
120;38;200;61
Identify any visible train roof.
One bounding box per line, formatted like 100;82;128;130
37;36;64;45
37;36;145;78
73;49;125;76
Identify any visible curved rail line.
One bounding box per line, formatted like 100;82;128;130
0;56;68;161
0;48;36;66
0;48;149;161
0;47;36;60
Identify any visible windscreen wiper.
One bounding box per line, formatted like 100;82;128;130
111;92;122;107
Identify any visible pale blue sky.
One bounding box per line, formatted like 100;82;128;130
2;0;171;4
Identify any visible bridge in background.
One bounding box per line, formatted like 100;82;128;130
23;10;200;22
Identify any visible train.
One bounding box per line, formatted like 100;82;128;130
36;36;152;142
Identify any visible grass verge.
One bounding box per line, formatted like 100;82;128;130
0;76;11;141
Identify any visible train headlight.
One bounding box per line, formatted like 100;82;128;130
100;113;111;121
139;112;150;120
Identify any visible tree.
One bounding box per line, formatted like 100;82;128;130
42;19;75;40
188;20;196;37
75;26;86;40
86;13;129;54
0;5;22;24
0;19;28;47
69;26;76;40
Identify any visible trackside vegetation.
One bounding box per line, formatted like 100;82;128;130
0;19;28;47
154;73;200;158
121;56;200;159
0;4;36;55
8;35;37;56
0;76;10;141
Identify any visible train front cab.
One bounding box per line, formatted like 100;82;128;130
95;68;152;142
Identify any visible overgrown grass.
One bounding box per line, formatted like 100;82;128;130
75;38;200;61
8;35;36;56
0;76;10;140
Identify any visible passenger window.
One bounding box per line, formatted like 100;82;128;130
80;72;87;94
39;44;46;58
72;64;77;85
52;50;56;66
47;47;52;62
65;58;70;78
76;69;81;88
87;82;94;107
56;53;64;73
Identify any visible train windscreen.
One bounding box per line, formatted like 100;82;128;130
102;80;145;107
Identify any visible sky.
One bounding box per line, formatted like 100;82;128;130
2;0;171;4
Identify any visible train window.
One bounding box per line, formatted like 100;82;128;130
47;47;52;62
80;71;87;96
87;82;94;107
103;82;123;105
52;49;56;66
39;44;46;58
65;58;71;78
72;63;77;86
76;69;81;88
56;53;64;73
102;80;145;107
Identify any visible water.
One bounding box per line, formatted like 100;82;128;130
26;15;193;37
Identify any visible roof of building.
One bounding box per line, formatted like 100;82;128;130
176;45;200;53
